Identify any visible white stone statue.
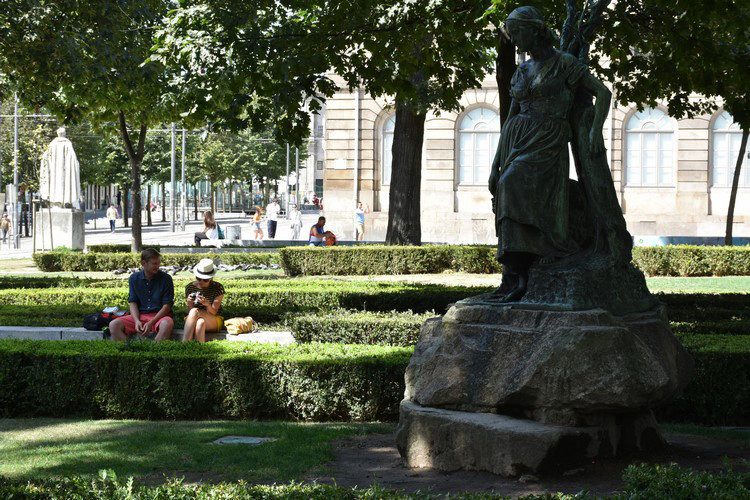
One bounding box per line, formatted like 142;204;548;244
40;127;82;208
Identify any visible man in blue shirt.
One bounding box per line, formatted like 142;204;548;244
109;248;175;341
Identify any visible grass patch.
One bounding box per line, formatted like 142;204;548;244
646;276;750;294
0;418;394;482
662;422;750;448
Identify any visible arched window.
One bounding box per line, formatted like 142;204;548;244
625;107;675;187
381;115;395;185
458;107;501;185
712;111;748;187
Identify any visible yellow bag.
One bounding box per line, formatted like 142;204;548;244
224;316;259;335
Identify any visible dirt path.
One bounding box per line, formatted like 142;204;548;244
306;432;750;497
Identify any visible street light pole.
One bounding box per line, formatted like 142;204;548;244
13;94;19;248
285;144;290;214
181;129;186;231
170;123;176;232
295;147;300;206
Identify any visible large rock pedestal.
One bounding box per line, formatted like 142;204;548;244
35;208;85;250
396;302;694;476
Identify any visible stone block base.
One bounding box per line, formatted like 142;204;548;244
396;400;663;477
35;208;85;250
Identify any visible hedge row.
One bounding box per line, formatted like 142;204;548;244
2;463;748;499
279;245;499;276
33;252;279;272
0;339;409;421
87;244;161;253
0;281;488;323
291;311;435;346
33;244;750;276
632;245;750;276
280;244;750;277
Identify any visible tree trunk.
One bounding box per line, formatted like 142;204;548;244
229;182;234;212
146;184;152;226
117;112;145;252
385;101;426;245
240;183;246;213
725;127;749;245
161;183;166;222
121;186;129;228
496;34;517;127
210;184;216;213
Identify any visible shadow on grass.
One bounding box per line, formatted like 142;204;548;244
0;418;394;483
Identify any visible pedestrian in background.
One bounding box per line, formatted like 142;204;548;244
106;204;119;233
354;201;370;241
289;203;302;240
265;198;280;238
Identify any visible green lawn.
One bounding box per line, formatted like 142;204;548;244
0;419;394;482
646;276;750;294
662;423;750;447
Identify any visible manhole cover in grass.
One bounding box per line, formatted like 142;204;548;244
212;435;277;445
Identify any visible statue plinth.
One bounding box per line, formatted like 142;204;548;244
396;303;694;476
35;207;85;251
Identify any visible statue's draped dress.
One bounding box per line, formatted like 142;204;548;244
493;49;586;262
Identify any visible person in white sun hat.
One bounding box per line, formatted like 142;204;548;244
183;258;225;342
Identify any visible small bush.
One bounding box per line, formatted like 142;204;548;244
291;310;434;346
33;252;279;272
0;339;410;421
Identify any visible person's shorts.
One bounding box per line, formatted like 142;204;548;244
115;312;173;335
184;312;224;331
253;222;261;230
355;223;365;236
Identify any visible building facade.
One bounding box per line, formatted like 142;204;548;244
319;74;750;243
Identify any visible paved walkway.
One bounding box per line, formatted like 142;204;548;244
0;325;295;344
0;211;327;260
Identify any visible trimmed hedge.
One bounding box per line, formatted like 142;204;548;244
0;281;489;324
87;244;160;253
633;244;750;276
0;339;410;421
33;252;279;272
291;311;434;346
34;244;750;276
659;334;750;425
279;245;499;276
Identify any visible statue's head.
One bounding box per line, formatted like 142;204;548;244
505;6;556;52
56;127;66;138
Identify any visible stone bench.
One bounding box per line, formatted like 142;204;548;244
0;326;294;344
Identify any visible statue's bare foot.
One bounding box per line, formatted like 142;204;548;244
500;285;527;303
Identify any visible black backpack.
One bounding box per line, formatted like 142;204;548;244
83;311;122;331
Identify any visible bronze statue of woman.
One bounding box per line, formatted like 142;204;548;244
489;6;615;302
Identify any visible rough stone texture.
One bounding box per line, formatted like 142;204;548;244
405;305;693;423
35;208;85;251
398;303;694;476
509;258;657;316
396;401;604;476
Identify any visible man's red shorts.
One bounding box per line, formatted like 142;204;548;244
116;312;173;335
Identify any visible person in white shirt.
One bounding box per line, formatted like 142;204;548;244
354;201;370;241
106;204;119;233
289;204;303;240
265;199;281;239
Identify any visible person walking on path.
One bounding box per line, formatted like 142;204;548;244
252;206;264;240
108;248;174;342
183;259;225;343
266;198;280;238
289;203;303;240
0;214;10;242
354;201;370;241
106;204;119;233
